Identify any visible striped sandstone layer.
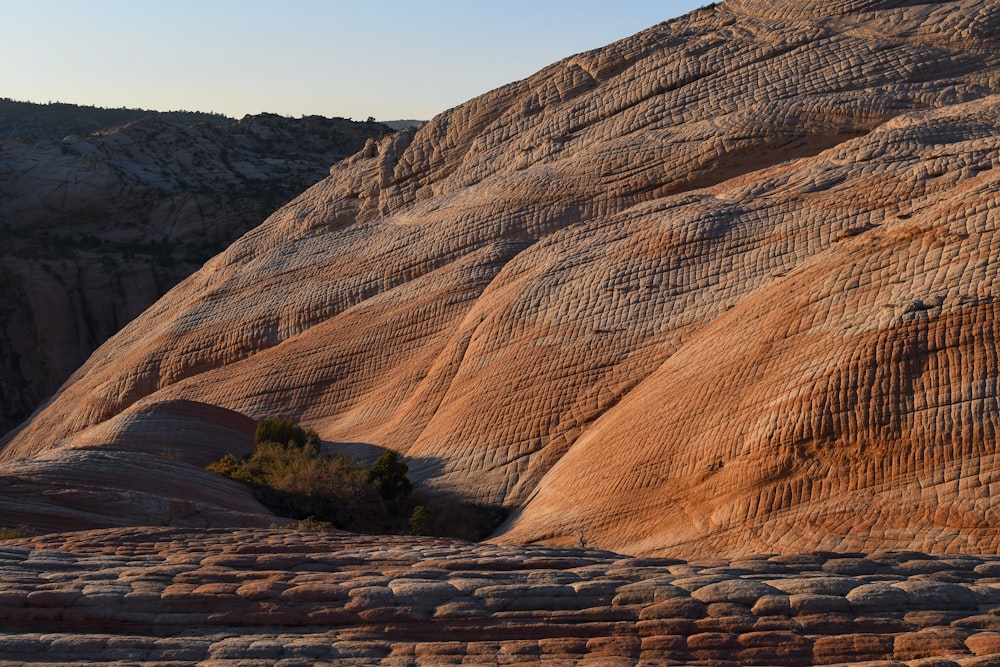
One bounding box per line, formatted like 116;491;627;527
4;0;1000;556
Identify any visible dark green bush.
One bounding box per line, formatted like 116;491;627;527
369;449;412;501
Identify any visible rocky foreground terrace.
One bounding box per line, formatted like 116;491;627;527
2;527;1000;665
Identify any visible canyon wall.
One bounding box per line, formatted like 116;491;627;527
0;112;389;433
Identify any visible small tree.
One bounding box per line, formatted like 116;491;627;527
368;449;412;501
408;506;430;535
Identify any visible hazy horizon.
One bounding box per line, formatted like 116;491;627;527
5;0;705;122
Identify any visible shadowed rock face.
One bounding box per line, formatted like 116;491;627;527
5;0;1000;555
0;113;390;435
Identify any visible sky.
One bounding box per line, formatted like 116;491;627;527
3;1;705;122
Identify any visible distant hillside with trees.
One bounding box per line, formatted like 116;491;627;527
0;98;232;140
0;99;394;436
0;98;424;140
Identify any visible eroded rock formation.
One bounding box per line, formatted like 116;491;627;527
5;0;1000;557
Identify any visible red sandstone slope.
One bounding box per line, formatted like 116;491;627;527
4;0;1000;555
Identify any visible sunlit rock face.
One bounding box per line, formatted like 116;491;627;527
5;0;1000;556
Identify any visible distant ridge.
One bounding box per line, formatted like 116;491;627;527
0;98;427;140
0;98;232;140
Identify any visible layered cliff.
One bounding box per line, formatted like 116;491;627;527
0;111;390;433
4;0;1000;556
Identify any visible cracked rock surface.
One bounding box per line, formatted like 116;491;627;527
3;527;1000;665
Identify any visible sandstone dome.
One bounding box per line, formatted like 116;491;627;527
4;0;1000;557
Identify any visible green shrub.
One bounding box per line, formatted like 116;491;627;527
234;439;321;486
0;525;33;540
206;452;239;476
208;436;383;531
295;517;336;532
264;448;384;531
270;517;337;532
254;417;317;448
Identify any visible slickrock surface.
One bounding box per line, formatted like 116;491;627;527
0;112;390;434
6;0;1000;556
3;527;1000;665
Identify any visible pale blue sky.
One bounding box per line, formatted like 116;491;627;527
3;1;705;121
